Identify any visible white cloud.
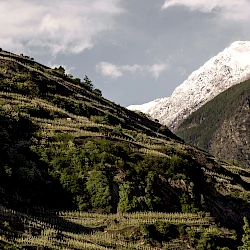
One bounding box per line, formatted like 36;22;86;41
148;64;169;79
96;62;169;79
121;64;143;73
96;62;123;78
162;0;250;21
0;0;123;55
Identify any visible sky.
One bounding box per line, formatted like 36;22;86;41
0;0;250;106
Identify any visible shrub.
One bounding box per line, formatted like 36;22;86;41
112;124;123;136
239;217;250;250
140;222;179;246
93;88;102;96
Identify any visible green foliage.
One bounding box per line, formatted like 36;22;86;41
238;217;250;250
90;115;108;124
136;133;149;143
93;88;102;96
86;170;112;213
0;244;18;250
53;66;66;75
184;227;232;250
140;222;179;246
0;74;40;96
197;229;223;250
82;75;94;91
112;124;123;136
154;221;179;240
2;221;11;230
145;171;162;210
118;182;140;212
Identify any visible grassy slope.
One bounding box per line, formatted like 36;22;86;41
0;50;249;249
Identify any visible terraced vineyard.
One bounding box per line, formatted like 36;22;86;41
0;207;230;250
0;91;182;159
0;49;249;249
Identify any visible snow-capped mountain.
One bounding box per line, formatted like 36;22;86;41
127;41;250;131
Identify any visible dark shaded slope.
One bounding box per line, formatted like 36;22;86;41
176;79;250;167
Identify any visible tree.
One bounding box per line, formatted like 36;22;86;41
86;170;112;213
58;66;65;74
73;78;81;84
118;182;139;212
93;88;102;96
83;75;94;91
145;171;162;210
238;217;250;250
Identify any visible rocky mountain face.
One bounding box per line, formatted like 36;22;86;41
127;41;250;131
176;79;250;168
210;99;250;167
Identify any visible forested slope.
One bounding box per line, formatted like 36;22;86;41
177;79;250;168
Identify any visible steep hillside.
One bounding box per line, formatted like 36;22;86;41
128;41;250;131
0;49;250;249
176;79;250;168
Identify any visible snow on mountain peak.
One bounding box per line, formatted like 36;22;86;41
127;41;250;131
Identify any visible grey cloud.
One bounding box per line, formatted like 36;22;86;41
162;0;250;21
0;0;123;55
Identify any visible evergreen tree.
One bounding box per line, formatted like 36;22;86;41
145;171;162;210
86;170;112;213
83;75;94;91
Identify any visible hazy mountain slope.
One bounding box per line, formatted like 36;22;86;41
176;79;250;168
128;41;250;131
0;49;250;249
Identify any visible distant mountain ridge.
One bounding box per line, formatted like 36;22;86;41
176;78;250;168
127;41;250;131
